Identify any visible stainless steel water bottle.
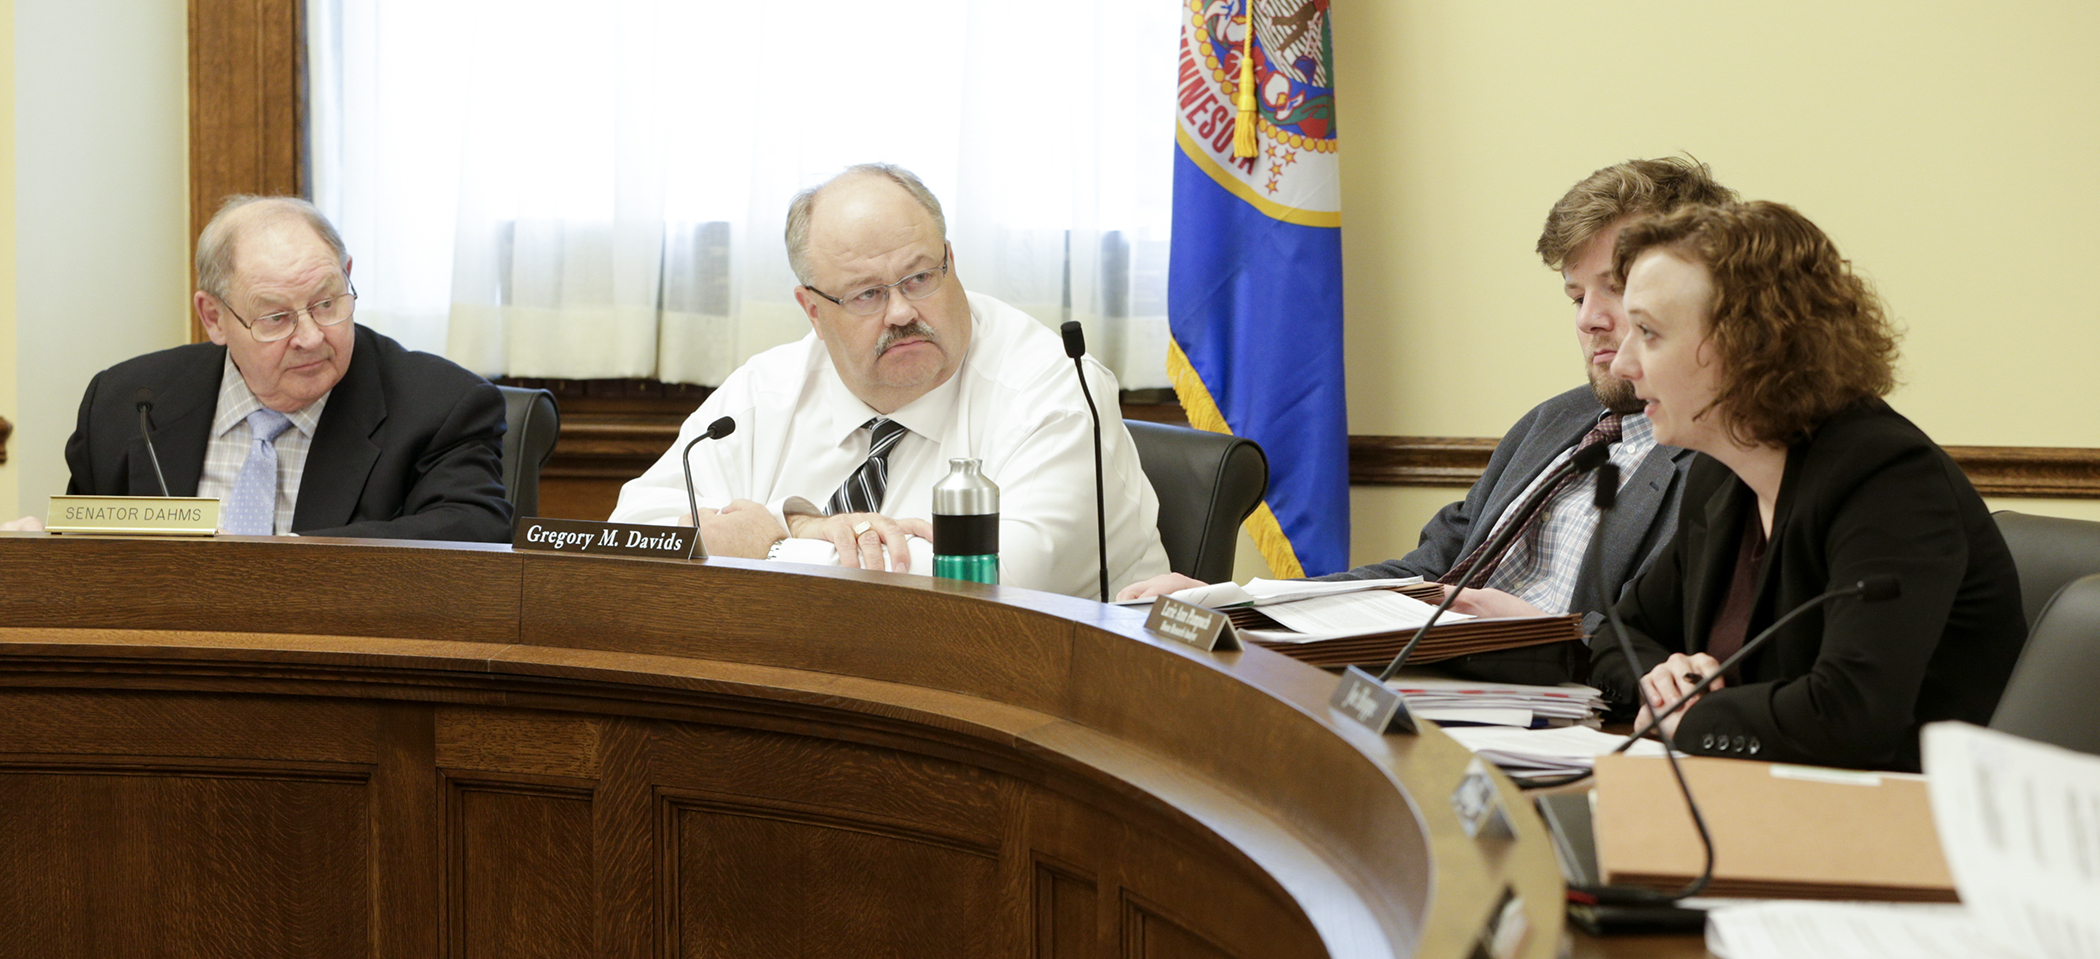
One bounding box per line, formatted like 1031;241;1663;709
932;458;998;584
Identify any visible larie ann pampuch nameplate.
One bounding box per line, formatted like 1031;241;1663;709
514;517;699;559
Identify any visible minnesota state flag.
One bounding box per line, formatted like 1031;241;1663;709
1169;0;1347;577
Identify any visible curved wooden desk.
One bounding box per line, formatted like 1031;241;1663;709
0;532;1567;958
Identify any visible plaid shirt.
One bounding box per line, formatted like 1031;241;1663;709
1479;412;1657;614
196;354;331;534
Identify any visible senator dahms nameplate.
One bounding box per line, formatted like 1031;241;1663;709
45;495;220;536
513;517;702;559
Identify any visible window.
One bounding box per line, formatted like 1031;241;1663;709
308;0;1179;388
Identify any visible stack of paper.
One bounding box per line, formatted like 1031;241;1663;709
1440;724;1666;778
1388;675;1605;728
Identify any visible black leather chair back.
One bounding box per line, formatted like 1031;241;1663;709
1125;421;1268;583
1991;572;2100;756
1993;510;2100;630
496;386;560;517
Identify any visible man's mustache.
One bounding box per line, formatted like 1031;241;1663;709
877;322;938;354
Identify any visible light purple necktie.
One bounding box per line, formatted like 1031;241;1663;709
223;408;293;535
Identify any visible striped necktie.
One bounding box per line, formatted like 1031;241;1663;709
1442;412;1623;589
826;417;910;516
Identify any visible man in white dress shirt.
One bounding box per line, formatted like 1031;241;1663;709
609;164;1169;599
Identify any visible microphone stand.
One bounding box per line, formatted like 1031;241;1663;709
1585;457;1716;901
1374;441;1614;682
681;416;736;560
1061;321;1109;603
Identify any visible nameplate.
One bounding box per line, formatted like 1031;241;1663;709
1451;758;1516;842
1329;665;1417;734
1143;596;1242;652
513;517;698;559
45;496;220;536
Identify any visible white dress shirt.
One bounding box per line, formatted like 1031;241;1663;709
197;353;331;535
610;292;1171;599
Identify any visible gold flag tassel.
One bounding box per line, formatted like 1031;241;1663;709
1232;0;1258;158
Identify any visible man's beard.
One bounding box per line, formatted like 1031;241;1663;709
1589;368;1642;414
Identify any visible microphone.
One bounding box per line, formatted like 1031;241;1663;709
1374;437;1616;681
680;415;736;560
1586;456;1717;901
1613;572;1904;750
1061;321;1109;603
134;389;172;497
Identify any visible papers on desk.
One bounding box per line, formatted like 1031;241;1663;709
1440;724;1666;778
1110;576;1425;608
1388;675;1606;728
1703;723;2100;959
1122;576;1586;669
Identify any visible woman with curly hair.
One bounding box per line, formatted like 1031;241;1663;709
1590;200;2025;772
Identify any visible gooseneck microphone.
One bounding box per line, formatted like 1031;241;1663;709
680;415;737;560
1375;440;1615;682
1591;457;1716;901
134;388;172;497
1613;572;1904;751
1061;321;1109;603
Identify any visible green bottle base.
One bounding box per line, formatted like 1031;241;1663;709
935;553;999;585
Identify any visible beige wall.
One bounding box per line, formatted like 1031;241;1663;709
0;0;14;515
8;0;190;518
1321;0;2100;572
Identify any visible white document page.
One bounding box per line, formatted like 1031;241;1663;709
1252;589;1472;638
1111;575;1428;609
1924;722;2100;959
1439;724;1665;772
1706;902;2010;959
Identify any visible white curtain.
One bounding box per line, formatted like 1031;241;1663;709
308;0;1177;388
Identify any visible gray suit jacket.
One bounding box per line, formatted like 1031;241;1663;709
1324;386;1694;683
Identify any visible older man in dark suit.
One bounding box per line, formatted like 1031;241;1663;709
20;196;510;541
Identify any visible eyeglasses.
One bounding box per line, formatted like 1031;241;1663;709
221;284;359;343
804;248;950;316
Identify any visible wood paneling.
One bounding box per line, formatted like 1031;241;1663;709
188;0;306;342
1350;433;2100;497
0;532;1570;958
0;771;369;958
447;778;596;959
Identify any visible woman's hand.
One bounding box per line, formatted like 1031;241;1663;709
1634;652;1724;742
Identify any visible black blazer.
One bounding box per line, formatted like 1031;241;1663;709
63;324;513;542
1591;400;2026;771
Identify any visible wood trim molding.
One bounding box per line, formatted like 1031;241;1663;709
188;0;307;343
1348;434;2100;498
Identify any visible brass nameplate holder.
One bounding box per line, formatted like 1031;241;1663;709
1330;665;1418;734
513;517;700;559
1144;596;1242;652
45;495;220;536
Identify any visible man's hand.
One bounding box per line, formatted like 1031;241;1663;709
1634;652;1725;742
1116;572;1208;602
1440;585;1548;619
695;499;788;559
787;511;930;573
1;516;44;532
